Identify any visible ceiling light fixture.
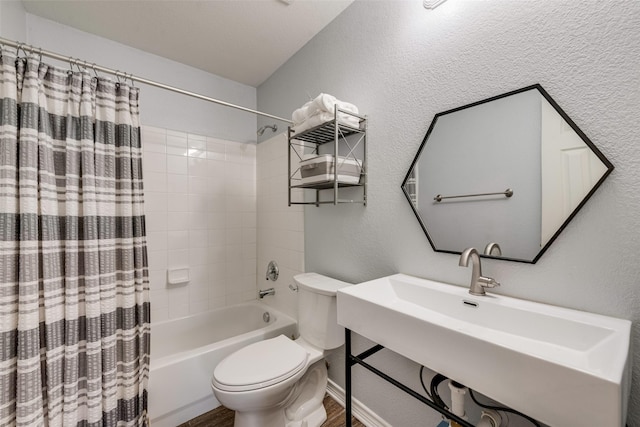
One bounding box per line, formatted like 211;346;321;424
423;0;448;9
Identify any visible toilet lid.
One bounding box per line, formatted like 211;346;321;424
212;335;308;392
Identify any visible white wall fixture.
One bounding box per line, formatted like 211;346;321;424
167;268;190;285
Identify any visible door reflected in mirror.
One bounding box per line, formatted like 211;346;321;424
402;84;613;263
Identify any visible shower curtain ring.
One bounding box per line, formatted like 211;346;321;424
38;47;43;62
91;63;98;78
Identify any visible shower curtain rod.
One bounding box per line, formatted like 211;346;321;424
0;37;293;124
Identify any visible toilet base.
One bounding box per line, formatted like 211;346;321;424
223;361;328;427
285;404;326;427
284;361;327;427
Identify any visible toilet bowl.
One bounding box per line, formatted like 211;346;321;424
211;273;350;427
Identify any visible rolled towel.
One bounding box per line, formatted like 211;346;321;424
309;93;359;116
309;93;337;113
291;100;313;125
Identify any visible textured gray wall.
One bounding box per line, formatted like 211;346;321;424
258;1;640;425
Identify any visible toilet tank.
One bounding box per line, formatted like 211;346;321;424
294;273;351;350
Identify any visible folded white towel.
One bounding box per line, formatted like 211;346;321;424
292;100;313;125
309;93;359;116
291;93;359;126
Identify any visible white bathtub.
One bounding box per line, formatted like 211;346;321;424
148;302;297;427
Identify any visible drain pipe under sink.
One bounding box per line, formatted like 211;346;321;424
448;381;503;427
477;410;503;427
448;380;468;426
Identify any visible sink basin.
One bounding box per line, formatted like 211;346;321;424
337;274;631;426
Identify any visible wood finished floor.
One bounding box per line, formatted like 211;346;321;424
178;394;365;427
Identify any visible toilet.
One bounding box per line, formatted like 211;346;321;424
211;273;350;427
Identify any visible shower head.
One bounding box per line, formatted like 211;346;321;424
257;124;278;136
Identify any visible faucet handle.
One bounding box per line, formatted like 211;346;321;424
478;276;500;289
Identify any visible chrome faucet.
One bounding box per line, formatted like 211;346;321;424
484;242;502;256
459;248;500;296
259;288;275;299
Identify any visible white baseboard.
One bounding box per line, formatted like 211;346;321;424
326;379;392;427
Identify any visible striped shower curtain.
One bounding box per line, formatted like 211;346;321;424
0;47;150;426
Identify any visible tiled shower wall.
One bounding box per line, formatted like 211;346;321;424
141;125;257;322
256;134;305;319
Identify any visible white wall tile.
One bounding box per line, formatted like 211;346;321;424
190;265;208;285
148;250;167;271
188;176;208;194
167;193;188;212
145;192;168;213
189;300;209;315
146;211;167;232
167;211;189;231
169;303;189;319
167;174;188;193
143;151;167;173
142;126;166;154
208;229;226;247
188;157;209;177
167;231;189;250
142;126;270;323
167;249;189;269
188;134;207;153
189;230;209;249
189;248;209;266
206;138;226;161
167;131;188;156
144;172;167;192
151;307;170;323
148;270;167;291
256;134;304;319
167;155;188;175
146;232;167;253
188;211;208;230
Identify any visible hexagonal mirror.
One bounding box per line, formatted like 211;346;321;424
401;84;614;263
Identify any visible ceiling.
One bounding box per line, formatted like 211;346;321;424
21;0;353;87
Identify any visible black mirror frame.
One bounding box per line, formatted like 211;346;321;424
401;84;614;264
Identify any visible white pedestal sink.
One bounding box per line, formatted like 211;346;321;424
337;274;631;426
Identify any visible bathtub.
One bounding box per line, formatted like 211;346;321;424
148;302;297;427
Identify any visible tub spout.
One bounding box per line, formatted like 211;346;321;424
259;288;275;299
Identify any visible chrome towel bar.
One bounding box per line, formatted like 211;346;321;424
434;188;513;202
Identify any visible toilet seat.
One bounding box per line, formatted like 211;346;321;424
212;335;308;392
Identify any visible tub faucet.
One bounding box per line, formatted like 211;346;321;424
259;288;275;299
459;248;500;296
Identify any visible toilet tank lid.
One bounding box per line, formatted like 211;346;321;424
293;273;351;296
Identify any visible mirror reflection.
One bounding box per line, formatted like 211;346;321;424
402;85;613;263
